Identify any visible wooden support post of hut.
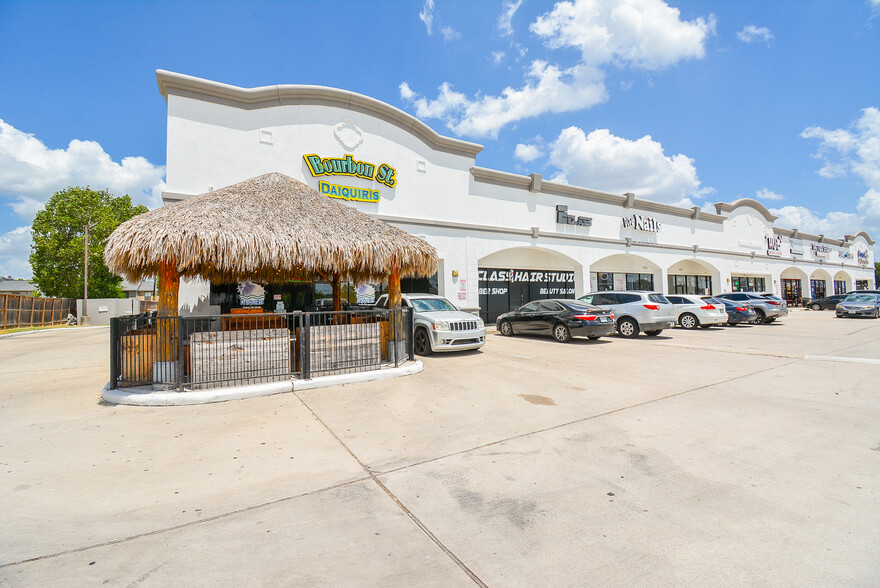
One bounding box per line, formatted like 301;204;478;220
154;258;180;384
387;264;406;362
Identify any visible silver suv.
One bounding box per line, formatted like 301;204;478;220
577;291;676;338
716;292;788;324
375;293;486;355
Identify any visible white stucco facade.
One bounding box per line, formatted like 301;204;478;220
157;71;876;320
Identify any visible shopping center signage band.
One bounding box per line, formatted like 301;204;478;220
621;214;661;232
303;154;397;187
556;205;592;226
766;235;783;256
811;243;832;258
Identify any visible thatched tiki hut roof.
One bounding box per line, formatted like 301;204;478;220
105;173;437;362
105;172;438;286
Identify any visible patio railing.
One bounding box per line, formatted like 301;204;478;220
109;308;414;391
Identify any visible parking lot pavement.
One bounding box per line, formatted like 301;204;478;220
1;312;879;586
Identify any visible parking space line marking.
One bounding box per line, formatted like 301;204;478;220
486;351;534;359
804;355;880;365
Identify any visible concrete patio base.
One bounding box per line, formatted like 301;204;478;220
101;360;424;406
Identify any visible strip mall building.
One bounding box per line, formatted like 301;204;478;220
158;71;876;323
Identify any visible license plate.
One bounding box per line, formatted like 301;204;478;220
598;316;609;322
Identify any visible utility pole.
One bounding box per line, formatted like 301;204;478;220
82;218;96;325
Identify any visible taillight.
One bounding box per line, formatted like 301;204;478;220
573;314;598;321
767;300;780;305
643;304;660;310
700;305;715;310
609;314;614;320
735;307;747;311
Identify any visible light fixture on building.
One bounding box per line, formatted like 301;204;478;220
452;270;459;278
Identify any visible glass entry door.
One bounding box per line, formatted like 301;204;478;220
781;279;801;306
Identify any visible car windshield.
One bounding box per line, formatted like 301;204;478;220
411;297;457;312
845;294;875;303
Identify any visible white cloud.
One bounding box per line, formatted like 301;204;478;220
548;126;706;207
497;0;523;36
792;106;880;237
0;119;166;279
419;0;435;35
401;0;714;138
0;119;166;217
514;142;544;162
756;188;784;201
531;0;715;70
492;51;506;65
736;24;773;44
0;226;33;278
441;25;460;42
870;0;880;18
769;206;863;238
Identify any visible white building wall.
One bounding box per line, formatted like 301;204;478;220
160;73;876;315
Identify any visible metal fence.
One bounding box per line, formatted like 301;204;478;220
109;307;414;391
1;294;76;329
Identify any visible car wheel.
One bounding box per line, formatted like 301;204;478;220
553;323;572;343
499;320;514;337
874;309;879;319
413;329;432;356
679;313;698;330
753;310;766;324
587;335;601;340
645;330;662;336
811;303;822;311
617;318;639;338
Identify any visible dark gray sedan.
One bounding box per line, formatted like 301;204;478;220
835;293;880;318
497;299;616;342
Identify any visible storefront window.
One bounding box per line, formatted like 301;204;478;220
833;280;847;295
810;280;827;299
479;268;576;323
856;280;870;290
669;275;712;295
590;272;653;292
731;276;765;292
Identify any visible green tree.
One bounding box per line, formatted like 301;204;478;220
29;187;148;299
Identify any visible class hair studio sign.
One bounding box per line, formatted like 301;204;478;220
303;153;397;203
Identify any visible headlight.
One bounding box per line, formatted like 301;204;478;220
477;318;485;328
835;304;843;309
433;320;450;331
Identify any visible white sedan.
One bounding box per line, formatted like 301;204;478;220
666;294;729;329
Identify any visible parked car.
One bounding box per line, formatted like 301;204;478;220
374;293;486;355
835;293;880;318
808;294;849;311
496;299;616;342
577;291;676;338
716;292;788;324
665;294;728;329
703;297;757;325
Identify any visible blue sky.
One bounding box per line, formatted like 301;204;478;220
1;0;878;278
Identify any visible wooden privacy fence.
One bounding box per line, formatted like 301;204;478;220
0;294;75;329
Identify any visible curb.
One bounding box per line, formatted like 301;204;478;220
101;360;424;406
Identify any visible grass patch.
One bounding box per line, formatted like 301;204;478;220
0;324;77;336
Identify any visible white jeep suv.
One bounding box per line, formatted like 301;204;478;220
375;293;486;355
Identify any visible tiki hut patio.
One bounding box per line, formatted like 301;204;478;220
102;173;437;404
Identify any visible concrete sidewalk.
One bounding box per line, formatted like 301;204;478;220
1;312;878;586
